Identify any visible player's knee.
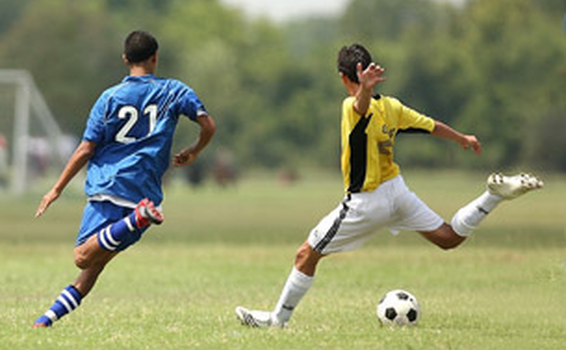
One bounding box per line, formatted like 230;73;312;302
295;243;312;263
294;242;323;274
436;241;458;250
427;225;466;251
436;236;465;250
74;251;91;269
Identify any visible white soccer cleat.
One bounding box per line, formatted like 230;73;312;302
235;306;285;329
487;172;543;200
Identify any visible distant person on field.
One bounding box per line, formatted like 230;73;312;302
33;30;215;328
235;43;543;328
212;150;238;187
0;134;7;188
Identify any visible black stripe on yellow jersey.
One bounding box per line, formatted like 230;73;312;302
340;94;436;193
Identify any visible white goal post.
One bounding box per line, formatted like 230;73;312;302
0;69;66;195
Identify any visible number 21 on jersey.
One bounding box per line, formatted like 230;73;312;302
116;104;158;144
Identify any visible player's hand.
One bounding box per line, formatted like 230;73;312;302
35;188;61;218
173;148;199;167
460;135;482;155
357;62;386;90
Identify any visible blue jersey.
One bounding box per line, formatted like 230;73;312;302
82;74;207;206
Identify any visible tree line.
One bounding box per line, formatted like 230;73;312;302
0;0;565;173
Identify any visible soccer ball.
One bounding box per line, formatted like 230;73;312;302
376;289;420;326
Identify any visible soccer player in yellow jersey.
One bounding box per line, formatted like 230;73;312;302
235;43;543;328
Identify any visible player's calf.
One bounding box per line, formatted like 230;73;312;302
33;285;82;328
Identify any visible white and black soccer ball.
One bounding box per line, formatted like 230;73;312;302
376;289;420;326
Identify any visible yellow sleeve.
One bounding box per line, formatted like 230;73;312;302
390;97;435;133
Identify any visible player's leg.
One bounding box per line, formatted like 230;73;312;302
420;172;543;247
73;234;118;295
236;194;377;328
415;173;543;248
74;198;162;266
450;172;543;237
419;223;466;249
95;198;163;254
74;197;161;291
74;229;118;269
235;241;325;328
32;198;163;328
270;241;324;324
32;234;120;329
386;176;456;249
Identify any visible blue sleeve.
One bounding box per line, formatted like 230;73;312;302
82;94;107;143
174;82;208;121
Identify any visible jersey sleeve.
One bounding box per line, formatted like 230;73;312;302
393;98;435;133
173;82;208;121
82;94;107;143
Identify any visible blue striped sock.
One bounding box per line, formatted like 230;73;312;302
97;212;138;251
34;285;82;327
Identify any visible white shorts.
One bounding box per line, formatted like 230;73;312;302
308;175;444;254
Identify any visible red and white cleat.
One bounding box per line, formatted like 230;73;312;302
134;198;164;227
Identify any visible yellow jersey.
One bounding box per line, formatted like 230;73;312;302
341;95;435;193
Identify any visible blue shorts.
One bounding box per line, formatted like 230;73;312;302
77;201;148;251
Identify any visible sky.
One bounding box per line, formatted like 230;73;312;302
220;0;468;22
219;0;352;22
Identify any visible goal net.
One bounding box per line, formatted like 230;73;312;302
0;69;69;195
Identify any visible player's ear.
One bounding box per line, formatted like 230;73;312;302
339;72;349;85
121;54;130;65
149;51;158;65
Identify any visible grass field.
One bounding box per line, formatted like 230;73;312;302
0;170;564;350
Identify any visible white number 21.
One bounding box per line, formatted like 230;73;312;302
115;104;158;144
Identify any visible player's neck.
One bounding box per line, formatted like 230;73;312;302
129;63;156;77
346;83;361;97
129;70;154;77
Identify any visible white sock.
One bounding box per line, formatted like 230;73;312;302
272;267;314;324
451;191;504;237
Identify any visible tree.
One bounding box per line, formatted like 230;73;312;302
0;0;123;134
0;0;564;172
451;0;566;168
0;0;34;34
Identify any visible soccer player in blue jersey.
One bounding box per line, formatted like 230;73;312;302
32;30;216;328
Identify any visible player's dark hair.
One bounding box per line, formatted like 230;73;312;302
124;30;159;64
337;44;373;84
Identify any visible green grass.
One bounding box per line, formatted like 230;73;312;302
0;170;565;350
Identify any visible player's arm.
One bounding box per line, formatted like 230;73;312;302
173;114;216;167
431;121;482;155
354;62;386;116
35;141;96;217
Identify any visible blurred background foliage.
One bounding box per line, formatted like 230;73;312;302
0;0;565;174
